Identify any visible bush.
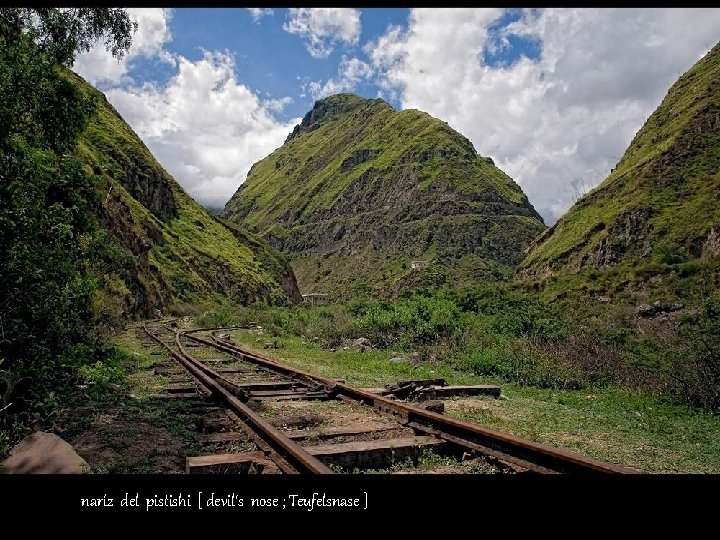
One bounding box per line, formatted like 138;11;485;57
196;306;244;328
626;297;720;413
354;295;465;349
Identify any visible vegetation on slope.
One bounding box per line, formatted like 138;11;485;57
194;286;720;471
519;42;720;305
0;7;136;451
73;72;301;321
223;93;545;297
0;8;300;452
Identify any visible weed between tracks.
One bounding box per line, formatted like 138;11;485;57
224;327;720;473
49;325;210;473
30;320;720;474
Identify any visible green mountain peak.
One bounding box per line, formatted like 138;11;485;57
223;93;545;298
518;42;720;303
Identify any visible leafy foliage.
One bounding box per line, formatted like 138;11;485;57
0;8;134;435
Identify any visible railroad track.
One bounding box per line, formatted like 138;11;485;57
142;321;637;475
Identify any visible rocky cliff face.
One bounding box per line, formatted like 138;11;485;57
223;94;545;297
70;71;301;316
519;42;720;303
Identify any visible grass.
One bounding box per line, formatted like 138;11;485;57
70;69;295;312
225;328;720;473
222;92;545;296
226;328;484;388
520;42;720;304
35;324;203;473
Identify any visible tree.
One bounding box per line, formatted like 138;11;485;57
0;8;136;65
0;8;135;438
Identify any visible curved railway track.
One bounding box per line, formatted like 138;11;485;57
143;321;637;475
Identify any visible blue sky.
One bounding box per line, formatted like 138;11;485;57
114;8;540;122
73;8;720;221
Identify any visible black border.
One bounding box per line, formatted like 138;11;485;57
2;473;718;519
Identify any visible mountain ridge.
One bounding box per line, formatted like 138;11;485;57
223;93;546;297
70;70;302;317
518;42;720;303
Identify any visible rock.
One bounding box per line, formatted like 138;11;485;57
596;295;611;304
702;222;720;258
390;356;406;363
1;432;89;474
418;400;445;414
409;352;422;363
637;301;684;317
352;337;373;351
263;341;278;349
653;301;684;313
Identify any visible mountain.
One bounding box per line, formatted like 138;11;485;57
222;94;545;297
70;71;301;317
518;43;720;304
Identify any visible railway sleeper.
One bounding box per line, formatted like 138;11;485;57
405;421;556;474
306;436;450;470
186;452;280;474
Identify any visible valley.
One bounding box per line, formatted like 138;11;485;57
1;8;719;478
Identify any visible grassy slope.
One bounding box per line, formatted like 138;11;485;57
223;94;545;297
70;71;298;314
225;329;720;472
226;98;530;226
519;43;720;303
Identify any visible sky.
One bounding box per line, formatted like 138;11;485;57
72;8;720;223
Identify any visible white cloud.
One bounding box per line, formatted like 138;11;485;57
248;8;274;23
73;8;174;85
284;8;361;58
367;8;720;223
105;51;298;209
308;56;373;99
263;96;294;113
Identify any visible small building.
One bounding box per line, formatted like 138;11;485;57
302;293;329;306
411;260;430;270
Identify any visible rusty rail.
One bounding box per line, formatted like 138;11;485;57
184;330;637;475
143;325;332;474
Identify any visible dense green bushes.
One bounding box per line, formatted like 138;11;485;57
0;8;135;444
197;286;720;413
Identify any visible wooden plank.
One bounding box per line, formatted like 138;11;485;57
186;452;278;474
165;383;197;393
256;392;332;402
306;436;446;470
420;385;501;398
236;381;297;391
285;424;398;441
396;378;447;388
197;432;246;444
247;388;308;397
152;392;198;399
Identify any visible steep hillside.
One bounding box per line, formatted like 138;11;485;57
70;71;301;316
518;43;720;304
223;94;545;297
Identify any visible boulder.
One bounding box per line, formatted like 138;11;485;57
637;301;684;317
352;337;373;351
1;432;89;474
653;301;684;313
